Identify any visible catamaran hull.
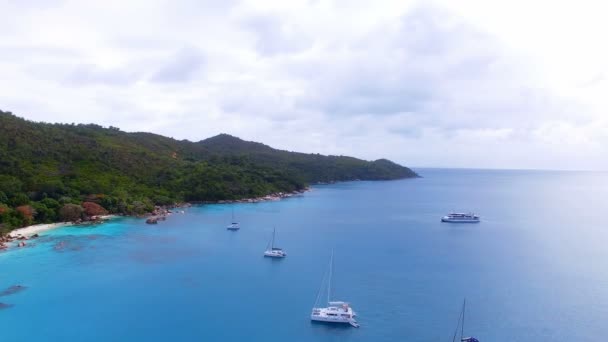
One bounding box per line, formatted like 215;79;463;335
264;252;286;258
310;316;359;327
310;316;350;323
441;218;480;223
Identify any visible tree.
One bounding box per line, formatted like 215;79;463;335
130;201;148;215
152;195;173;206
16;205;35;225
0;205;12;229
10;193;30;207
31;202;56;223
58;196;73;204
0;175;22;197
35;179;66;198
40;198;60;210
59;204;84;222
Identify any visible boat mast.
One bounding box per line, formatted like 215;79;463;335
327;250;333;304
461;299;466;340
313;264;327;308
452;299;465;342
271;227;276;249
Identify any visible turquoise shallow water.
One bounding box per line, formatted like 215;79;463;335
1;168;608;341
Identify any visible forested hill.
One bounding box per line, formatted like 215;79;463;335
0;111;418;232
197;134;418;182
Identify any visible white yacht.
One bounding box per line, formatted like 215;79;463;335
441;212;480;223
227;208;240;230
264;227;286;258
311;252;359;328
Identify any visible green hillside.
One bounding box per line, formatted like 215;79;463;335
197;134;418;182
0;111;418;233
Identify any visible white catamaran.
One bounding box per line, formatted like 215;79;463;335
226;208;240;230
310;252;359;328
263;227;286;258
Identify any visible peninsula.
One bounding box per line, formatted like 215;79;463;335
0;111;418;235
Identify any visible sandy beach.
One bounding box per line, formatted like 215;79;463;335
8;215;118;238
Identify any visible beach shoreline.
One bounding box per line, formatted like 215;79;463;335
8;215;118;238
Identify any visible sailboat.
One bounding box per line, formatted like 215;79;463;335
226;207;240;230
452;299;479;342
310;251;359;328
263;227;286;258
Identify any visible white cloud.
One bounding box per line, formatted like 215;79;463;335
0;0;606;170
150;46;206;83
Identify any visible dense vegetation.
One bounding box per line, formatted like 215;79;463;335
0;111;417;233
198;134;418;182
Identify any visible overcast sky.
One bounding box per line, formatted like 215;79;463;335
1;0;607;170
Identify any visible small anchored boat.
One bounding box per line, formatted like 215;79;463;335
311;251;359;328
227;207;240;230
264;227;286;258
441;212;480;223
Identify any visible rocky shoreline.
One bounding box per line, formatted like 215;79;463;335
1;188;310;248
196;188;310;205
145;188;310;224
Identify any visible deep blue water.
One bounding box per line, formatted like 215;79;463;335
1;168;608;341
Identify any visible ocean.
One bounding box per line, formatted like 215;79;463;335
1;168;607;341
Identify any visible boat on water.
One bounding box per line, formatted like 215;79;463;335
441;212;480;223
227;208;240;230
264;227;286;258
452;299;479;342
311;251;359;328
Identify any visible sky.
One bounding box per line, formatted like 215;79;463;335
1;0;607;170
